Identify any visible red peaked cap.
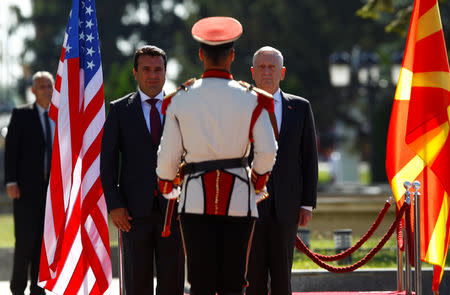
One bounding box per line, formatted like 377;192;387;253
192;17;243;46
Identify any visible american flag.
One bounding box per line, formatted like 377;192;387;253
38;0;112;294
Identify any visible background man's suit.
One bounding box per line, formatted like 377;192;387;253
5;103;48;295
100;92;184;295
247;91;318;295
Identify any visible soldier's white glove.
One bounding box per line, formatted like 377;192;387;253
255;187;269;204
162;186;181;200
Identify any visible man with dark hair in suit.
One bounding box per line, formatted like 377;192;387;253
100;45;184;295
5;71;55;295
246;46;318;295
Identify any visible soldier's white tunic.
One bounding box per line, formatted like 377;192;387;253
156;75;277;217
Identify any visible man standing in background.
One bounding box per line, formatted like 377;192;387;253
5;71;54;295
100;45;184;295
246;46;318;295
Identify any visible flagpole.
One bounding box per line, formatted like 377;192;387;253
395;195;404;292
405;237;412;294
404;181;412;295
397;242;404;291
413;181;422;295
118;229;125;295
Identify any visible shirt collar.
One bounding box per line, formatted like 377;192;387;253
201;70;233;80
35;102;49;115
273;89;282;103
138;88;164;102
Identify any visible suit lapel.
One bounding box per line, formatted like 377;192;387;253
278;91;290;143
162;91;166;128
129;92;154;145
32;103;45;144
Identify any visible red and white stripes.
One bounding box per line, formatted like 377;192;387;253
39;29;112;294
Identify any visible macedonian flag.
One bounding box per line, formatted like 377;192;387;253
386;0;450;292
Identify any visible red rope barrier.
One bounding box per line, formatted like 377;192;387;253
295;200;409;273
297;199;392;262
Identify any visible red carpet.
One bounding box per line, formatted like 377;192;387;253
183;292;412;295
294;292;414;295
183;292;413;295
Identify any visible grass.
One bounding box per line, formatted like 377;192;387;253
0;213;404;268
1;214;447;270
0;213;120;248
293;237;449;269
318;161;371;185
0;214;14;247
293;237;398;269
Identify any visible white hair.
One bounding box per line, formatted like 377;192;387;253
32;71;54;87
252;46;284;67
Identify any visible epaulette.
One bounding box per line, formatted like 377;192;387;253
162;78;196;114
238;80;253;92
244;81;277;142
252;86;273;99
238;81;273;99
238;80;274;114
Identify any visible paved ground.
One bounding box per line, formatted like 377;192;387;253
0;279;196;294
0;281;412;295
0;279;129;294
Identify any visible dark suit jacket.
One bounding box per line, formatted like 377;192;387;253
258;91;318;224
100;92;167;218
5;103;47;201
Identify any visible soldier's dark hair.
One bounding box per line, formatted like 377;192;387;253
200;42;234;65
133;45;167;71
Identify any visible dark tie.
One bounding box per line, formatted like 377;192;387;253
270;100;279;140
146;99;162;145
44;111;52;179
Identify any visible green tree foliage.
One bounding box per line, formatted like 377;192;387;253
174;0;394;132
356;0;450;182
103;60;135;105
11;0;186;104
13;0;399;122
12;0;412;183
11;0;71;76
357;0;449;41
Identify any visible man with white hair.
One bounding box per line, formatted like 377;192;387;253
246;47;318;295
5;71;55;295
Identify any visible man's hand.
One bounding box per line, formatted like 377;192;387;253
298;208;312;226
6;184;21;199
255;187;268;204
110;208;132;232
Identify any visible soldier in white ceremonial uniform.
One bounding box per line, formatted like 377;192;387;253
156;17;277;295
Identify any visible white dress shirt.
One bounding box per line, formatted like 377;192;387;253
273;88;312;212
138;88;164;132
